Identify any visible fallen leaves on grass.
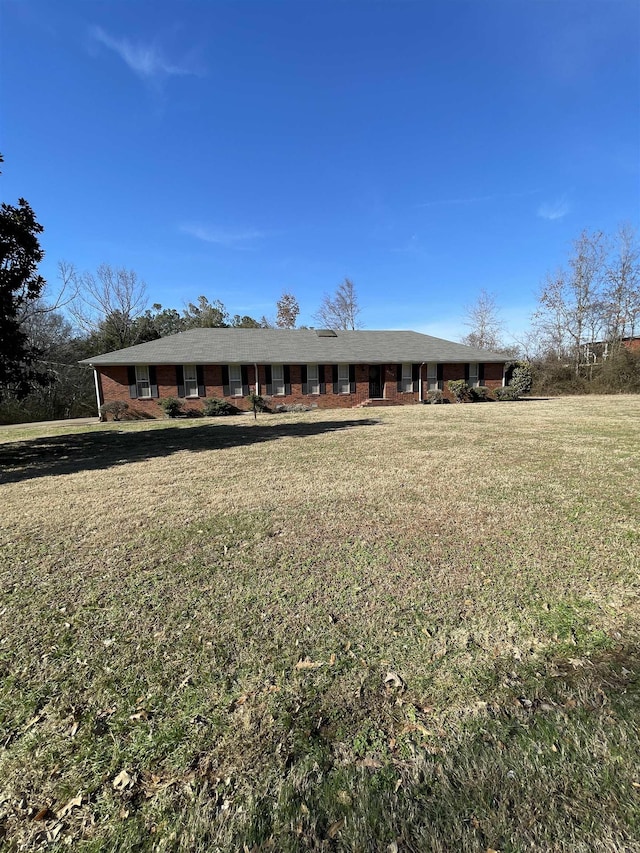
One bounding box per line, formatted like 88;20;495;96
112;770;134;791
384;671;405;690
56;794;83;818
326;818;345;839
295;658;323;671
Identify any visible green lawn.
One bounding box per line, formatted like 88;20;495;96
1;397;639;851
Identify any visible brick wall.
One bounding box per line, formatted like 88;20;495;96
97;361;505;417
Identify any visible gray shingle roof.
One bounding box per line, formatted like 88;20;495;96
79;328;507;366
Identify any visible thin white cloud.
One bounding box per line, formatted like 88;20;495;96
180;224;267;248
90;26;195;80
537;196;570;221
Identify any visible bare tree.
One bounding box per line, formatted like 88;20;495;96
604;223;640;344
533;230;608;373
70;263;148;350
275;291;300;329
313;278;362;330
461;289;504;351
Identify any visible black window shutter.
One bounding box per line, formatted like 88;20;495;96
301;365;307;384
412;363;419;392
283;365;290;385
176;365;185;398
349;364;355;393
222;365;229;385
332;365;338;383
128;366;138;399
149;365;159;398
464;363;470;383
241;365;249;396
437;364;444;386
319;364;325;393
196;365;206;397
479;363;485;385
396;363;402;392
265;365;272;385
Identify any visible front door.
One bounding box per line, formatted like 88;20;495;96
369;365;383;398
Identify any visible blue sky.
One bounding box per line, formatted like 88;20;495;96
2;0;639;342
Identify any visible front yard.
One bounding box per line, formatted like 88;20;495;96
1;397;638;851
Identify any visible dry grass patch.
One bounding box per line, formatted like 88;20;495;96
0;397;639;850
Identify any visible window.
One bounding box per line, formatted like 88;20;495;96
307;363;320;394
468;362;479;388
427;363;438;391
401;362;413;393
272;364;285;395
183;365;198;397
338;363;350;394
229;364;243;397
136;365;151;398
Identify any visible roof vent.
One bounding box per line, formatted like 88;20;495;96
315;329;337;337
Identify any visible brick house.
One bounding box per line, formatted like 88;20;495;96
582;335;640;364
80;328;508;416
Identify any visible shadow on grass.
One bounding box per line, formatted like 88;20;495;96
0;418;381;485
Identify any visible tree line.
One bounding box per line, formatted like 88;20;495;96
0;157;364;421
1;154;638;423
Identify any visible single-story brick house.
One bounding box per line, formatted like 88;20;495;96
80;328;508;415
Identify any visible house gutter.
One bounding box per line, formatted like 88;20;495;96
92;366;102;417
254;363;259;395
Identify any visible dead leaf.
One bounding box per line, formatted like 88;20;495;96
56;794;82;818
384;671;405;690
295;658;322;670
33;806;51;821
113;770;133;791
329;653;336;665
46;822;64;842
327;818;344;839
178;675;193;690
632;781;640;789
129;710;148;722
68;721;79;738
400;722;433;738
359;757;382;769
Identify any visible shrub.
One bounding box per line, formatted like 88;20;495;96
470;385;490;401
425;389;444;404
510;362;533;396
203;397;235;416
591;347;640;394
272;403;315;413
99;401;129;421
447;379;470;402
494;386;520;401
530;362;588;396
246;393;269;414
157;397;184;418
